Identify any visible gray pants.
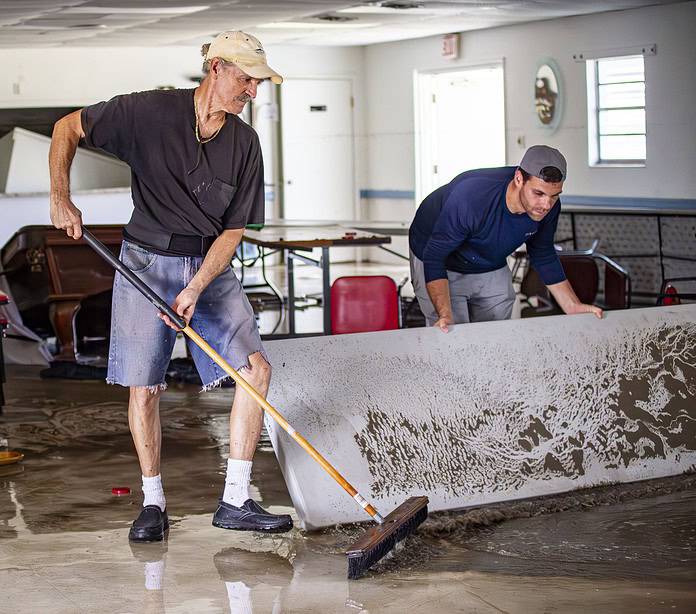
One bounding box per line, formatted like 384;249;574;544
409;250;515;325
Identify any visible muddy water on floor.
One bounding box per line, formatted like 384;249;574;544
435;490;696;580
0;381;290;537
6;412;694;581
303;481;696;578
2;369;696;612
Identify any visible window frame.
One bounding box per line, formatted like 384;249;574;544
587;54;647;167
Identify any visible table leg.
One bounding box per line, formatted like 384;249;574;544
238;241;245;284
259;247;284;334
287;249;296;335
657;215;665;292
0;325;5;409
48;299;81;362
322;246;331;335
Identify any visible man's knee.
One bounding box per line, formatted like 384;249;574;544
129;385;163;411
242;352;271;387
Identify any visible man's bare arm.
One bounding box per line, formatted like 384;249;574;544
49;109;85;239
426;278;455;332
160;229;245;329
547;279;603;319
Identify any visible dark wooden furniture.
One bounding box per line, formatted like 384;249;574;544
1;225;123;364
0;224;392;362
0;292;8;407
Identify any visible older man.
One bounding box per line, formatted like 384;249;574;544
49;31;292;541
409;145;603;332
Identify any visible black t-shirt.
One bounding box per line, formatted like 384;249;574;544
81;88;264;254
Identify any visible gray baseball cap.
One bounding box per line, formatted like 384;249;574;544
519;145;567;181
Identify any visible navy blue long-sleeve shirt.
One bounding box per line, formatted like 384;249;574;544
409;167;566;285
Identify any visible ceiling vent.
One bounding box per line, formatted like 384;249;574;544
380;1;426;9
315;14;359;22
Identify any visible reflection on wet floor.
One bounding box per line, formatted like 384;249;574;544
2;366;696;613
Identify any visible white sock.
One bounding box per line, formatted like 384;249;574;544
223;458;252;507
225;581;252;614
142;474;166;512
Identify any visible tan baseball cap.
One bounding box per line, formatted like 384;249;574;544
205;31;283;84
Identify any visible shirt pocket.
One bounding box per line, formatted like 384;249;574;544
201;177;237;218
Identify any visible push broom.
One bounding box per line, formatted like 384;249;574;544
82;228;428;579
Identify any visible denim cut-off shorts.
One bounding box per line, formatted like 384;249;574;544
107;240;267;391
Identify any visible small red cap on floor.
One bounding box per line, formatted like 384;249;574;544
111;487;131;496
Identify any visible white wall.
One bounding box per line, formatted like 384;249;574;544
2;3;692;242
0;43;367;243
0;47;202;108
0;45;367;224
363;1;696;204
0;47;197;240
0;44;367;200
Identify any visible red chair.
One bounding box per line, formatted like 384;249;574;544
330;276;400;335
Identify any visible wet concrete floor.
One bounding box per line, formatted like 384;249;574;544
1;365;696;613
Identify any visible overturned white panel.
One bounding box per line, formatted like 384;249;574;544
264;305;696;529
0;127;130;194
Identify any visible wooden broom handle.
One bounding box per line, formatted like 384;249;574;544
81;228;382;523
183;327;384;523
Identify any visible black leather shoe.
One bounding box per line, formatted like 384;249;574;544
128;505;169;542
212;499;293;533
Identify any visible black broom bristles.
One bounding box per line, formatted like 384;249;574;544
346;496;429;580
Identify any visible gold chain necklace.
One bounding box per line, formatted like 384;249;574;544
194;100;225;144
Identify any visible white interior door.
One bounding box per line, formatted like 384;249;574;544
415;64;506;203
280;79;355;221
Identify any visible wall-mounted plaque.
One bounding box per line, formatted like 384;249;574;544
534;58;563;132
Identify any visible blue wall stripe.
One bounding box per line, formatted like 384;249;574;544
560;195;696;211
359;189;696;210
359;189;415;200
